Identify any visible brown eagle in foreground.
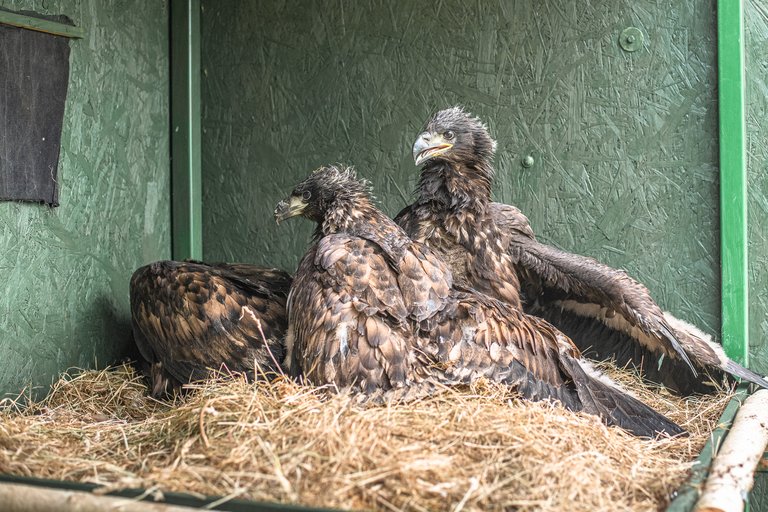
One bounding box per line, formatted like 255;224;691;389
274;165;683;438
396;106;768;395
130;260;291;397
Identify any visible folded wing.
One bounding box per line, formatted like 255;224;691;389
130;260;290;396
422;290;684;438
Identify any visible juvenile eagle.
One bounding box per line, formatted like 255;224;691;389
275;165;683;438
396;106;768;395
130;260;291;397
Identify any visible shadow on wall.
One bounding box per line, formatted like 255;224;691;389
9;296;136;404
88;295;138;388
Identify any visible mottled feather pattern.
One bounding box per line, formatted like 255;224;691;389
419;289;683;437
289;240;414;392
495;208;691;360
314;235;409;322
130;260;290;396
397;242;453;321
428;291;570;384
395;185;523;309
286;165;682;437
399;106;766;395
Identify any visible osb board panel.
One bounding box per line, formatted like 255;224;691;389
751;472;768;512
0;0;170;396
746;0;768;375
201;1;719;340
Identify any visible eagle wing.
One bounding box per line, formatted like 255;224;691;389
489;203;694;368
130;261;288;396
209;263;293;295
288;234;417;392
397;241;453;321
423;291;684;437
295;207;682;436
490;202;768;394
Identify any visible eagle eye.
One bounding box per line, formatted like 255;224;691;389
302;190;312;201
444;130;455;140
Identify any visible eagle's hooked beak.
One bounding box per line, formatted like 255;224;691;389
274;196;307;224
413;131;453;166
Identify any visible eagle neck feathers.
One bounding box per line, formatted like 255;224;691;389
414;160;495;247
417;161;492;212
318;194;411;265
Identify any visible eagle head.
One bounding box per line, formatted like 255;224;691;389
413;106;497;168
274;165;370;224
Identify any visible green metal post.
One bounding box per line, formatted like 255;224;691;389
665;385;750;511
170;0;203;261
718;0;748;366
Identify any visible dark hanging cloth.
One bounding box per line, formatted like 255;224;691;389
0;11;72;206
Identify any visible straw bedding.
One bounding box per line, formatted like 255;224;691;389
0;363;732;512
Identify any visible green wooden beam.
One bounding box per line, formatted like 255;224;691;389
0;9;84;38
718;0;749;366
666;385;750;511
0;473;338;511
170;0;203;261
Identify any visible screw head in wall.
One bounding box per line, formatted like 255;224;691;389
619;27;644;52
522;155;535;168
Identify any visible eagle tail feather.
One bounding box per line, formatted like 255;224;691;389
562;356;686;438
723;360;768;390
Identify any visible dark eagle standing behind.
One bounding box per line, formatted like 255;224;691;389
130;260;291;397
274;165;683;438
396;106;768;395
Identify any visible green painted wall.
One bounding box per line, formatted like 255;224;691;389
746;0;768;375
0;0;170;396
201;0;724;350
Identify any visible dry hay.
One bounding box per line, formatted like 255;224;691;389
0;363;734;512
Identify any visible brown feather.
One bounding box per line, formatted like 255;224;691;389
285;165;682;437
396;107;768;395
130;260;290;397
